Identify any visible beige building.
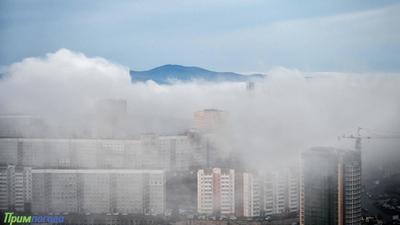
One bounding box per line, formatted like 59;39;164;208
194;109;228;132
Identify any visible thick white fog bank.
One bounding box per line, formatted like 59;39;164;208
0;49;130;116
0;49;399;169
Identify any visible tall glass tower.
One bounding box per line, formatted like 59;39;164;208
300;147;361;225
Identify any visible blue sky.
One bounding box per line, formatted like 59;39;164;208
0;0;399;72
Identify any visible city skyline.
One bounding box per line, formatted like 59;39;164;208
1;1;400;225
0;50;399;170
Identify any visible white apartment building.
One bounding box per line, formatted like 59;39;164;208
0;135;207;171
287;169;299;213
0;165;32;211
263;168;299;215
235;172;261;217
81;173;110;213
197;168;235;216
31;169;165;215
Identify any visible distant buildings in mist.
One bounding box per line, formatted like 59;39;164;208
0;100;365;224
93;99;128;138
263;168;299;215
32;169;165;215
0;105;303;220
300;147;362;225
196;167;300;218
0;163;301;219
193;109;228;132
0;165;32;212
0;105;238;217
0;99;133;139
0;114;47;138
235;171;262;217
0;135;208;171
0;166;165;215
0;100;231;139
197;168;262;218
0;146;364;223
197;168;235;216
195;147;363;223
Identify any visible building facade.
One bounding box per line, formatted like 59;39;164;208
197;168;235;216
235;172;261;217
0;165;32;212
340;149;362;225
0;135;207;171
194;109;228;132
300;147;361;225
263;168;300;216
31;169;165;215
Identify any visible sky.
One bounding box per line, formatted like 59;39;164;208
1;0;400;73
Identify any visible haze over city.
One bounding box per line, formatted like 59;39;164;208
0;1;400;225
1;49;400;169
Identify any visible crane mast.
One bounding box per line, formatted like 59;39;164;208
340;127;400;152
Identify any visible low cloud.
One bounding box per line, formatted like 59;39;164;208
1;49;399;169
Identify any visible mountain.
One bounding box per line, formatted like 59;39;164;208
129;64;265;84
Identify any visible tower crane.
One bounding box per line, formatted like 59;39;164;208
339;127;400;152
339;127;400;191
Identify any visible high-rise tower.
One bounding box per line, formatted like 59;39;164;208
300;147;361;225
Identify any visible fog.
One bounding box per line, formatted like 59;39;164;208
1;49;399;170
